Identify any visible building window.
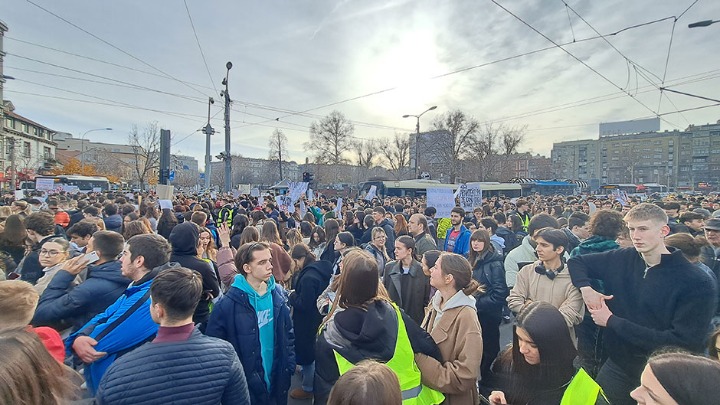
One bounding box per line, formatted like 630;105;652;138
22;123;29;133
23;142;31;158
5;117;14;129
43;147;52;159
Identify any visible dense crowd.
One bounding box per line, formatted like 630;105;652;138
2;189;720;404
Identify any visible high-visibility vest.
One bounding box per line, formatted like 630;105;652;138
519;212;531;232
216;207;234;227
560;368;607;405
333;304;445;405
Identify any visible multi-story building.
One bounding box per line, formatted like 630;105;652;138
209;156;300;188
1;101;57;188
54;132;139;182
551;120;720;190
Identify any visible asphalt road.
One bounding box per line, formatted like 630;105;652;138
288;317;515;404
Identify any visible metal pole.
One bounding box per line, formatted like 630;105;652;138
278;141;283;182
223;62;233;193
9;138;16;190
414;118;420;179
80;128;112;171
203;97;214;190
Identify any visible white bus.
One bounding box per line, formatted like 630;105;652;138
34;175;110;193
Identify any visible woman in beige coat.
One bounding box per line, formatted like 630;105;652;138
416;252;484;405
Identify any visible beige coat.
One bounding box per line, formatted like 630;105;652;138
415;291;483;405
507;261;584;342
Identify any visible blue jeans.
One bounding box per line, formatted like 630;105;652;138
595;358;638;405
301;362;315;392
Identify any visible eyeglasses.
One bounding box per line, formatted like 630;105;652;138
39;249;62;256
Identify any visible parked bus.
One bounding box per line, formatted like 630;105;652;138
34;175;110;193
357;179;523;198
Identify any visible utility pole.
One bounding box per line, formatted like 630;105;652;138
202;97;215;190
402;106;437;179
278;143;283;182
8;137;16;190
221;62;233;193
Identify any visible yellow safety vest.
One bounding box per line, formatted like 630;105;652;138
333;304;445;405
560;368;607;405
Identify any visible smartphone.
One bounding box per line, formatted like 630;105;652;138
83;251;100;264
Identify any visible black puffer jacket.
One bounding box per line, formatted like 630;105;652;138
288;259;333;365
314;300;441;405
472;249;509;318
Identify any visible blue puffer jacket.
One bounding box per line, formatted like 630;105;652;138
33;260;129;332
96;328;251;405
66;265;170;395
206;280;295;405
103;214;123;233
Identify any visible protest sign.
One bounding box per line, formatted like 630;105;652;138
364;185;377;201
35;178;55;191
457;184;482;212
426;188;455;218
238;184;251;195
250;188;260;197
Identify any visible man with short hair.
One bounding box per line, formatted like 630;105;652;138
504;214;560;288
564;212;591;253
21;212;58;285
568;203;717;405
424;206;438;245
83;205;101;219
443;207;471;256
103;203;123;233
34;231;128;333
67;234;174;395
96;267;251;404
67;221;99;254
408;213;437;256
206;242;295;405
701;218;720;326
679;211;705;237
662;201;689;235
513;199;531;232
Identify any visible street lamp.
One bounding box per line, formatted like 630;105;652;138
80;128;112;170
688;19;718;28
403;105;437;179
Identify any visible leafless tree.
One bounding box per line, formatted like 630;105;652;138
304;111;354;165
431;110;480;182
268;129;289;183
353;139;379;168
379;133;411;180
128;121;161;191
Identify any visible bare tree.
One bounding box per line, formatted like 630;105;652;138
431;110;480;182
128;121;161;191
353;139;379;168
379;133;411;180
304;110;354;165
268;129;289;183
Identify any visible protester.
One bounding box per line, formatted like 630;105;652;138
383;235;431;325
568;203;717;405
467;229;509;382
1;214;28;266
709;327;720;361
67;221;98;254
309;226;327;258
168;222;221;330
507;228;584;340
488;302;581;405
327;360;402;405
369;206;396;259
288;244;333;400
630;352;720;405
408;213;437;257
365;227;391;275
416;252;483;405
67;233;173;395
0;328;80;404
314;249;444;405
320;218;341;263
22;212;59;285
96;267;251;405
206;241;295;405
443;207;471;256
33;231;127;333
504;213;560;289
33;237;76;296
157;208;178;239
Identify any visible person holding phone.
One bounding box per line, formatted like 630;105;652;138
33;231;128;333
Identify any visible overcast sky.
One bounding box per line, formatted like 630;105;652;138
3;0;719;169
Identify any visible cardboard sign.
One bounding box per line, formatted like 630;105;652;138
426;188;455;218
35;178;55;191
288;181;309;203
250;188;260;197
457;184;482;212
238;184;251;195
365;185;377;201
159;200;173;210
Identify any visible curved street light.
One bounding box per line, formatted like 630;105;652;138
402;106;437;179
81;127;113;170
688;19;717;28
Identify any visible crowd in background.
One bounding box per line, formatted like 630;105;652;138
2;188;720;404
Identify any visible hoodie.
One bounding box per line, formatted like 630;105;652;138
103;214;123;233
504;235;537;287
429;289;477;330
169;222;220;325
232;274;276;390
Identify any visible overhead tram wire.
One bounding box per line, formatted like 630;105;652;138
5;37;217;93
8;53;208;104
490;0;680;129
171;108;225;147
183;0;219;97
234;15;679;130
25;0;212;99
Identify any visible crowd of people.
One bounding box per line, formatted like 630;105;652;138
2;189;720;404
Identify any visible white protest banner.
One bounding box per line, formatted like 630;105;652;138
458;184;482;212
257;195;264;207
334;198;343;221
250;188;260;197
61;185;80;194
277;195;293;212
299;200;307;217
307;189;315;201
15;190;24;200
158;200;173;210
588;201;597;215
238;184;251;195
364;185;377;201
35;178;55;191
426;188;455;218
288;181;309;203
